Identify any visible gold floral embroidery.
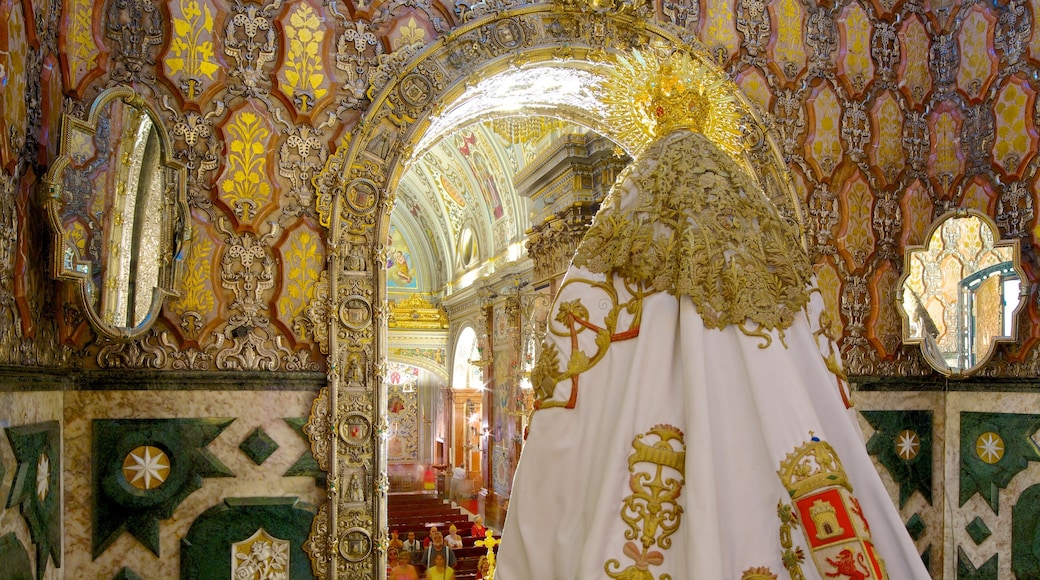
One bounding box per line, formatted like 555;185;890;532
573;130;812;348
777;501;807;580
531;274;649;410
605;425;686;580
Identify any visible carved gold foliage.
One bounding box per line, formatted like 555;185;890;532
277;227;323;334
168;232;216;340
219;109;274;224
66;0;100;90
165;0;221;101
279;1;328;112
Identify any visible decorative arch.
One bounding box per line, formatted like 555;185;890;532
306;5;800;577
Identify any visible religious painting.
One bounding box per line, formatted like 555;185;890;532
456;131;504;221
493;445;511;496
386;224;418;289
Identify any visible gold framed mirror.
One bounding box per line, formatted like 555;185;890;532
898;209;1027;376
43;86;190;341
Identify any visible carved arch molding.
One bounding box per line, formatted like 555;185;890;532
303;5;794;578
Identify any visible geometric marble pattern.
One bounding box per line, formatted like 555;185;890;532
238;427;279;466
905;512;926;541
181;497;316;579
966;516;992;545
957;545;997;579
0;531;34;580
959;412;1040;514
4;421;60;580
282;417;325;486
1012;483;1040;579
862;409;932;508
92;418;235;558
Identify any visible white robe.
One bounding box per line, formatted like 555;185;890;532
497;130;929;580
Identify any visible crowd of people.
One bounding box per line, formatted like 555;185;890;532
386;516;492;579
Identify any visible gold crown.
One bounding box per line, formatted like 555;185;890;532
598;48;745;161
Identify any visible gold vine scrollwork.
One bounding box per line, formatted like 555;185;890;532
605;424;686;580
531;273;649;410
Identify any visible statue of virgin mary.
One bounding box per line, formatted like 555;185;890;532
495;49;929;580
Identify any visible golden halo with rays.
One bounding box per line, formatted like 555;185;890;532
598;48;745;163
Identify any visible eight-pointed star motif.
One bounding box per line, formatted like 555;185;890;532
122;446;171;490
975;432;1005;465
36;453;50;501
896;429;920;461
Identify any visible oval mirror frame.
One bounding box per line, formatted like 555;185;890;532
897;209;1028;377
43;86;190;341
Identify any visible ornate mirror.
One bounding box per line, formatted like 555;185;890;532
43;86;190;340
898;209;1027;376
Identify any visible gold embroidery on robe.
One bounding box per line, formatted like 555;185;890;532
605;425;686;580
742;566;779;580
778;438;889;579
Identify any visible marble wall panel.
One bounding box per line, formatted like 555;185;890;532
0;391;63;580
63;389;322;579
856;388;1040;579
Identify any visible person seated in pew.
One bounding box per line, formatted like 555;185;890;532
390;550;420;580
444;524;464;549
419;530;457;570
402;530;422;554
424;552;455;580
388;529;404;552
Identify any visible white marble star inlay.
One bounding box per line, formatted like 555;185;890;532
122;446;171;490
36;453;50;501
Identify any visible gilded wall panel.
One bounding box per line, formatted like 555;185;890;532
870;90;905;185
0;0;29;171
835;1;874;98
805;82;843;180
956;5;997;103
838;169;875;272
59;0;102;96
767;0;807;83
992;77;1037;178
273;218;326;351
161;0;227;106
215;102;280;231
897;14;932;108
274;0;337;123
699;0;739;63
929;105;964;197
164;213;223;348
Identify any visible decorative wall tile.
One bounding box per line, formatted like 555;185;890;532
92;418;235;557
768;0;806;82
836;1;874;97
956;5;997;102
181;497;316;580
863;409;933;508
282;417;325;486
239;427;279;466
959;411;1040;514
4;421;60;579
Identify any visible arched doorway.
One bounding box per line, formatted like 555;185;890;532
309;5;796;576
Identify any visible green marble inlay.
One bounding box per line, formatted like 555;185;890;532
93;418;235;558
283;417;326;486
921;545;931;573
960;411;1040;514
957;546;997;579
966;516;992;545
181;497;317;579
0;532;33;580
5;421;61;580
905;513;926;541
1012;483;1040;578
239;427;279;466
863;410;932;507
112;568;144;580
